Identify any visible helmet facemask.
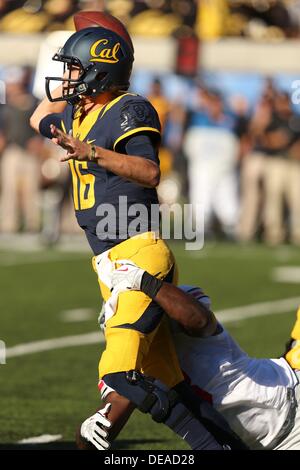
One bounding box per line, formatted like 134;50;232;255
45;52;91;104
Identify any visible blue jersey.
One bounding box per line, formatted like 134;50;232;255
40;93;161;254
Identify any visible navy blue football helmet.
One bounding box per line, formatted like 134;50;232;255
45;27;134;104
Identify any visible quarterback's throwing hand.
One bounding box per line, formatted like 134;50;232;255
80;403;112;450
50;124;91;162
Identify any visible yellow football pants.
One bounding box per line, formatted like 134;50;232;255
286;307;300;370
94;232;184;389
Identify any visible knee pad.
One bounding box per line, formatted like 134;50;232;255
103;371;179;423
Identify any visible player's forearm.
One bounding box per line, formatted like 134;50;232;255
95;146;160;188
30;86;67;133
154;283;218;337
139;272;217;337
104;392;136;441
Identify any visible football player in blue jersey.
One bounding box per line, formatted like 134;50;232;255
30;19;247;450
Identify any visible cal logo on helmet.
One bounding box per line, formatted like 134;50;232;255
90;39;121;64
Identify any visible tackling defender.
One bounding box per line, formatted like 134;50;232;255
90;259;300;450
30;19;246;450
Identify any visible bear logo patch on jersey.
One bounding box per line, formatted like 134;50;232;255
120;100;159;133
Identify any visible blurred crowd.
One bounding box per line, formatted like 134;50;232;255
1;66;300;246
0;66;80;244
181;80;300;245
2;0;300;40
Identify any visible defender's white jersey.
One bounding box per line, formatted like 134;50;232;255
172;324;299;450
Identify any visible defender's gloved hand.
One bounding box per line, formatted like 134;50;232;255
101;260;145;323
111;260;145;292
80;403;112;450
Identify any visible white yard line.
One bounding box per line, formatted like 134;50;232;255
60;308;96;323
5;296;300;360
217;296;300;323
17;434;62;444
6;332;104;358
272;266;300;284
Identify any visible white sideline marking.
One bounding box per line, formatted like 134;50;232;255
18;434;62;444
217;296;300;323
273;266;300;284
5;296;300;360
6;332;104;358
60;308;96;323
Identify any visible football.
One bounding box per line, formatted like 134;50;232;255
74;11;134;52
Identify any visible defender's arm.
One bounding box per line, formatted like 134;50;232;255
76;393;135;450
153;282;218;337
107;262;218;337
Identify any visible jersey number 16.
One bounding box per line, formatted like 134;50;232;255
69;160;95;210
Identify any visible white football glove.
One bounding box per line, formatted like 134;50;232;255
101;260;146;324
80;403;112;451
111;260;145;292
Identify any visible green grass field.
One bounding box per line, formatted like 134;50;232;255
1;241;300;450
